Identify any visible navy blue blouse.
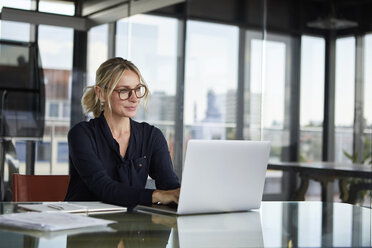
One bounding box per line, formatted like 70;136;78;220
65;113;180;207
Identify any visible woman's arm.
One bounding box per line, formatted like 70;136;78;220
148;128;180;189
148;128;181;204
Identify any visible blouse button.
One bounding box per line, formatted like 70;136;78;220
138;163;143;167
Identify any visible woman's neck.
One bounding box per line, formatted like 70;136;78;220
104;111;130;137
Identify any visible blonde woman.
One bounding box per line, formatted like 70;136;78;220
65;57;180;207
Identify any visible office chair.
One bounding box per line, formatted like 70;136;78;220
12;174;70;202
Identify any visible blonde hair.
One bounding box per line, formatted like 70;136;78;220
81;57;149;117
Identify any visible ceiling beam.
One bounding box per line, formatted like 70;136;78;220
0;7;87;31
87;0;185;29
0;0;185;31
82;0;127;16
86;2;129;29
130;0;185;15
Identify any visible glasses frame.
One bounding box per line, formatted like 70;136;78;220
111;84;148;101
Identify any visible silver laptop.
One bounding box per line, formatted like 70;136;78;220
136;139;271;215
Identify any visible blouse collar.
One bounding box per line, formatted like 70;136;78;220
98;112;134;160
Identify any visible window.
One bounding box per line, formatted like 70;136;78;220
36;142;51;162
63;102;70;118
0;21;31;42
38;21;73;174
243;31;263;141
184;21;238;143
39;0;74;15
300;36;325;162
247;34;292;162
39;25;73;70
87;24;108;87
14;141;51;163
14;141;26;163
116;15;178;159
0;0;33;10
335;37;355;163
261;39;287;162
0;0;33;42
48;102;59;118
57;142;69;163
244;32;296;197
364;34;372;164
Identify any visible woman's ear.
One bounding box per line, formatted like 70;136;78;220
94;86;105;103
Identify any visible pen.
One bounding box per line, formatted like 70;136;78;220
47;204;64;210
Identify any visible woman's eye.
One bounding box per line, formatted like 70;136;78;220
120;89;129;94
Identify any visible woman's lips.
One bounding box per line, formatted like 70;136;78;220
125;106;137;111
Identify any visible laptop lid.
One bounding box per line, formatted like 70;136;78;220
177;140;270;215
136;140;270;215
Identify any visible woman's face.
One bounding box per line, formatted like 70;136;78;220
108;69;141;119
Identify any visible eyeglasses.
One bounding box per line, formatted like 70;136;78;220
112;84;148;101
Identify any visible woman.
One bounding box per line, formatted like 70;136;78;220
65;57;180;207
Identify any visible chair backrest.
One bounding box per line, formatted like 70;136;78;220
12;174;70;202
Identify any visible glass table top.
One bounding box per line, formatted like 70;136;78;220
0;201;370;247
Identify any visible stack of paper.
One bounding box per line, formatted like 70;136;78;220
0;212;116;231
17;202;127;214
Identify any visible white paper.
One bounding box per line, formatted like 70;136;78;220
0;212;116;231
1;224;115;239
18;202;127;214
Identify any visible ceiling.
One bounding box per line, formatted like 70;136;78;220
152;0;372;37
1;0;371;36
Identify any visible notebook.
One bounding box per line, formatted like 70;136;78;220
136;139;271;215
17;202;127;215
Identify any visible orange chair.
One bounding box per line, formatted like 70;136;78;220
12;174;70;202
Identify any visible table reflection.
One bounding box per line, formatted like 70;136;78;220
0;202;370;248
173;211;263;247
69;211;263;248
66;212;172;248
260;201;371;247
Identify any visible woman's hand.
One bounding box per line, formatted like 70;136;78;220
152;188;180;205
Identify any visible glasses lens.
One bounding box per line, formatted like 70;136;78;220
119;89;129;100
136;86;146;98
117;86;146;100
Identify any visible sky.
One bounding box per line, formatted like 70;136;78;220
335;37;356;127
300;36;325;126
184;21;238;124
